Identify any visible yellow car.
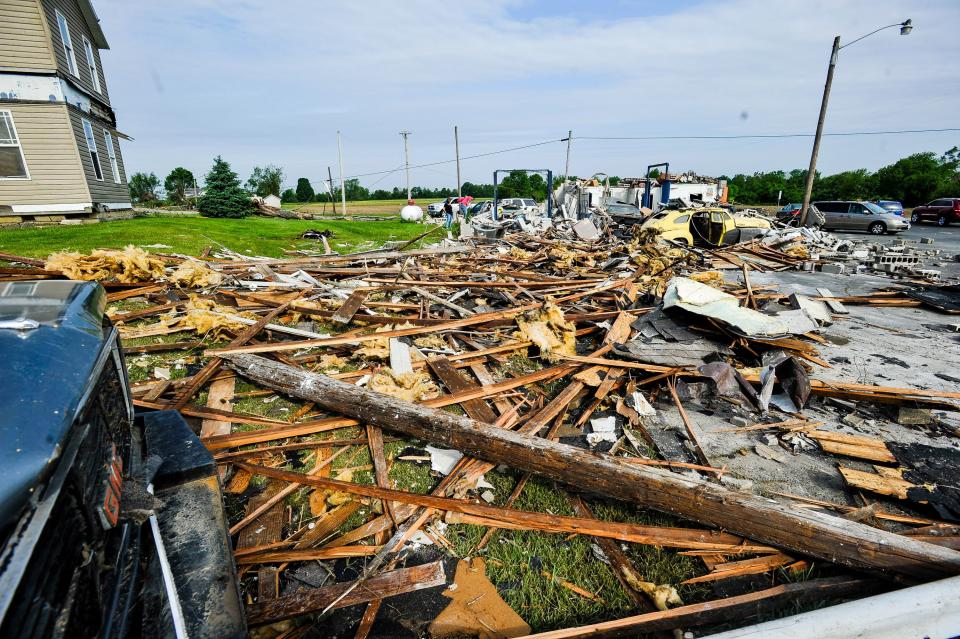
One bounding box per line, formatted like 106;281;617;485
640;208;771;246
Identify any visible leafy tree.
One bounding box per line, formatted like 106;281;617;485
246;165;284;197
295;178;315;203
648;168;661;179
281;188;298;203
872;151;958;206
197;156;253;218
164;167;195;204
128;172;159;203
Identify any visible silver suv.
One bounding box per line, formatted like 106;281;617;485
813;200;910;235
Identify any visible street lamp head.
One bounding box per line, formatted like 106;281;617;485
900;19;913;35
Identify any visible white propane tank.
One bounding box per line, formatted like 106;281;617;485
399;200;424;222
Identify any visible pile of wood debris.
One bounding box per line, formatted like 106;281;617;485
1;226;958;638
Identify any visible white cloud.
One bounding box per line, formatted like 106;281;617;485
96;0;960;187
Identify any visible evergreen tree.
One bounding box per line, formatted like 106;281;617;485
197;156;253;218
295;178;314;203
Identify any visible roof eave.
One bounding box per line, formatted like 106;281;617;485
78;0;109;49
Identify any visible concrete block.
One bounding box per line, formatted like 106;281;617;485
820;262;845;275
60;218;84;225
728;415;751;428
0;215;23;224
887;405;933;425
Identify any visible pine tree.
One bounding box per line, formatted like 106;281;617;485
197;156;253;218
295;178;314;203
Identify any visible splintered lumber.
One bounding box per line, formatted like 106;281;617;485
808;430;897;463
224;353;960;580
246;560;446;626
237;462;768;552
513;576;872;639
839;466;917;500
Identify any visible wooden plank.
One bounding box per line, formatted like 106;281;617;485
331;289;368;324
809;430;897;464
427;356;498;423
236;545;380;564
512;577;871;639
224;353;960;580
238;463;772;553
839;466;916;500
246;561;446;626
201;374;235;437
366;424;394;521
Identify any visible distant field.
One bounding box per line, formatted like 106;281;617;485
0;215;437;259
283;198;410;215
282;197;491;216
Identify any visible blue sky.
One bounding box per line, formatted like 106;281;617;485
95;0;960;192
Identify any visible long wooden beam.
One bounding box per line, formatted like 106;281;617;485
514;576;872;639
224;353;960;580
235;462;771;552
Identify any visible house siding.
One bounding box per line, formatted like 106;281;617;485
67;108;129;205
0;102;91;208
41;0;109;104
0;0;56;73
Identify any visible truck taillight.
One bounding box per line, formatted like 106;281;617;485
953;200;960;213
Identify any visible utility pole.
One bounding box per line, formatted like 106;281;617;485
327;166;337;215
799;37;839;228
454;125;462;198
399;130;412;201
337;130;347;218
564;130;573;182
798;20;911;227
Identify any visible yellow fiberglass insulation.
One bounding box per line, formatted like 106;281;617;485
46;245;166;283
168;260;223;288
515;302;576;363
172;295;254;337
368;367;440;402
355;323;417;360
688;270;725;287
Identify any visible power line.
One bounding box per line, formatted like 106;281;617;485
577;127;960;141
286;126;957;188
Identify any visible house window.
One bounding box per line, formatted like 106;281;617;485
0;111;30;180
103;130;121;183
81;119;103;180
82;36;102;93
55;10;79;76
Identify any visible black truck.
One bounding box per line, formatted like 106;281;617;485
0;280;244;638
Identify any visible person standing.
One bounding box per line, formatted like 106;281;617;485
443;197;454;230
458;197;468;222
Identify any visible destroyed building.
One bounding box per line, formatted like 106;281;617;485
1;206;959;638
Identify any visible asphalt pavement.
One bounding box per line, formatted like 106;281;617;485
830;221;960;279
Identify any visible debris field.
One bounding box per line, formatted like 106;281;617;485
2;216;959;638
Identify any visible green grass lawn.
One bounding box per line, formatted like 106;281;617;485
0;214;440;259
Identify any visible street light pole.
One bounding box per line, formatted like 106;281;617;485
799;19;912;227
799;36;839;227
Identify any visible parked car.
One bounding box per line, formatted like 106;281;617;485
426;201;449;217
641;207;771;246
0;280;244;638
875;200;904;216
910;198;960;226
775;203;803;225
812;200;910;234
498;198;539;215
